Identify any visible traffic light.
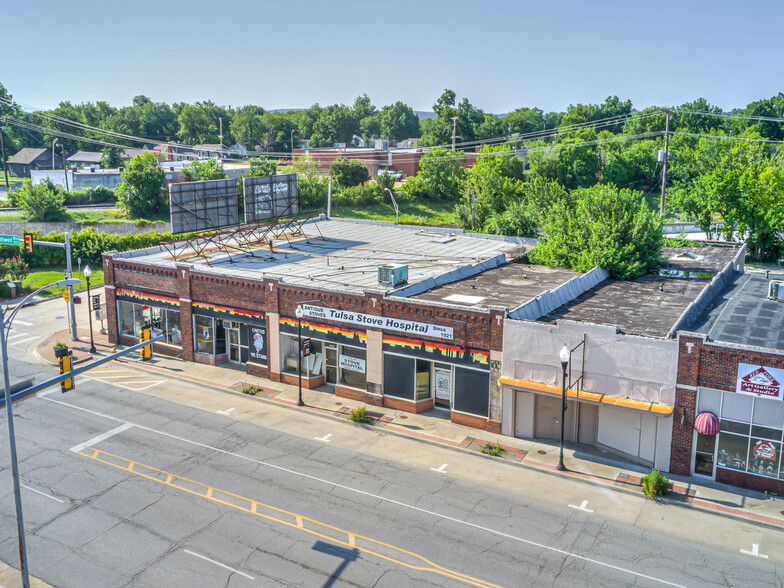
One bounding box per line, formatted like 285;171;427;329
73;295;82;304
59;353;74;393
140;327;152;361
23;233;34;255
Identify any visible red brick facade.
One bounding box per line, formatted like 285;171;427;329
104;252;501;430
673;332;784;493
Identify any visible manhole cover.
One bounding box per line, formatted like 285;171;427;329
399;415;408;419
335;402;342;406
537;450;547;455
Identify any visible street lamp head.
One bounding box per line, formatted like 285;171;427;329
559;345;570;368
83;265;91;279
55;278;81;288
295;305;304;319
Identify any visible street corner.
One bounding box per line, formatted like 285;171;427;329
36;328;115;366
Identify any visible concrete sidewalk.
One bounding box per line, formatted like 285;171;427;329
38;327;784;532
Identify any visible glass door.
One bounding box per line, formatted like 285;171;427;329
325;343;338;384
693;431;717;478
227;325;241;364
433;364;452;410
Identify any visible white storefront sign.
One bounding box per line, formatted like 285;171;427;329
302;305;454;341
339;355;366;373
736;363;784;401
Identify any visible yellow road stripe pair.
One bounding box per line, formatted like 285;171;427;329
78;447;502;588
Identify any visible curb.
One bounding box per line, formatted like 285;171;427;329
33;340;784;531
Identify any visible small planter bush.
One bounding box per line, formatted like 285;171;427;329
53;343;68;359
481;441;502;457
242;385;263;396
349;406;371;423
642;469;671;499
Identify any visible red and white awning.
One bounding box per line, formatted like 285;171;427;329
694;411;720;435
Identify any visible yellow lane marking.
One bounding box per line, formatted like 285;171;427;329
78;447;503;588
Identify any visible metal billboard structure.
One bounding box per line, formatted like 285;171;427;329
243;173;299;223
161;172;318;264
169;178;240;235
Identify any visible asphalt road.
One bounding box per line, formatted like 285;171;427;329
0;300;780;587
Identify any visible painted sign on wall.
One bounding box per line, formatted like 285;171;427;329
339;354;366;373
249;326;268;364
736;363;784;401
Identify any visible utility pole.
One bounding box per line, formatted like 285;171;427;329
61;144;69;192
219;117;223;160
0;117;9;192
52;138;58;171
659;109;672;215
451;117;458;151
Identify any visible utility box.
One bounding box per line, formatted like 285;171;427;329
378;264;408;287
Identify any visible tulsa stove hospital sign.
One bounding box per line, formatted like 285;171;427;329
302;305;454;341
736;363;784;401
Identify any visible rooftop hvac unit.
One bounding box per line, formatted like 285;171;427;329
768;280;784;301
378;264;408;287
374;139;389;151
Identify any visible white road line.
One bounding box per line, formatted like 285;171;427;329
8;336;39;347
12;320;33;327
568;500;594;513
21;484;65;503
70;423;134;453
6;332;28;341
45;397;685;587
85;375;137;380
183;550;254;580
217;408;236;415
90;370;132;375
314;433;332;442
430;463;448;474
740;543;768;559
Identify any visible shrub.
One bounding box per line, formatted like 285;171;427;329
332;184;382;207
642;469;671;499
348;406;370;423
0;256;29;282
481;441;502;457
13;179;68;222
242;385;263;395
330;158;369;189
53;342;67;350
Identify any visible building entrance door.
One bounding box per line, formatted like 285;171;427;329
433;365;451;410
325;343;338;384
227;325;242;364
534;395;560;439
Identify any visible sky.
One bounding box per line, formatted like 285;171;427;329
2;0;783;114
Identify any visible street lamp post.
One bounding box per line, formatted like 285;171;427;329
51;138;58;171
84;265;96;353
1;277;80;588
295;305;304;406
557;345;570;471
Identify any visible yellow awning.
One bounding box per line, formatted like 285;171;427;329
497;376;674;416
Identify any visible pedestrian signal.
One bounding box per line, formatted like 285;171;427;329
59;353;74;392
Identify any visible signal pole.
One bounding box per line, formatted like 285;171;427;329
0;117;9;192
659;109;672;215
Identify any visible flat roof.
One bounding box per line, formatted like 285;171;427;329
116;218;528;295
692;269;784;351
538;245;741;339
411;263;581;310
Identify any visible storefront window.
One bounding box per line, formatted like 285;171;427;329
716;433;748;471
415;360;431;401
280;334;324;376
747;438;781;478
338;345;366;390
118;301;181;347
195;316;215;355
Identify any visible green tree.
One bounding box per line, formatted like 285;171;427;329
330;158;369;189
601;140;659;190
259;112;298;153
230;105;266;150
503;107;545;135
14;180;68;222
420;89;484;147
379;102;420;143
177;101;230;145
292;156;329;209
309;105;359;147
183;159;227;181
116;152;166;219
101;146;124;169
527;131;600;190
529;184;664;279
402;148;466;201
483;201;538;237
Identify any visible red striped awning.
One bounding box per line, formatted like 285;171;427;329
694;411;720;435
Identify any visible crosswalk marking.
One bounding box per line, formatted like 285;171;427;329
8;335;39;347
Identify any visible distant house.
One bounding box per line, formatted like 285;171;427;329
5;148;65;178
120;148;150;162
229;142;247;159
153;143;193;162
66;151;102;169
191;144;229;159
396;138;419;149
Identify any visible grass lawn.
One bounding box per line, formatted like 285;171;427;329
22;267;105;298
331;200;457;226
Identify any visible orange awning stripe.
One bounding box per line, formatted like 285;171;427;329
497;376;674;416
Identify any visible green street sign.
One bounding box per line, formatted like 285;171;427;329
0;235;20;246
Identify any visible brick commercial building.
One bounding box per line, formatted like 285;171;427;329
103;218;535;432
672;268;784;494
